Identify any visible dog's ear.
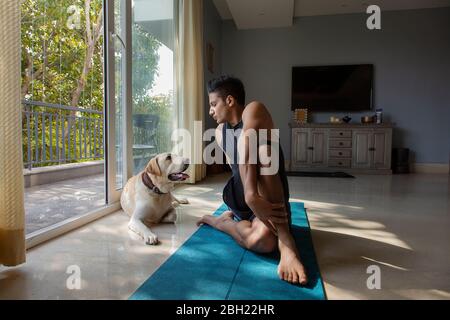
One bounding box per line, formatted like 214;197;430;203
146;158;162;176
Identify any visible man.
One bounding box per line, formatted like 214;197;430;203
197;76;308;285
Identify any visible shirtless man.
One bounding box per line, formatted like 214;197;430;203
197;76;308;285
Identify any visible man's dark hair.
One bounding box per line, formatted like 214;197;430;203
207;76;246;107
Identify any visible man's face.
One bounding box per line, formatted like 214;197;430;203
208;92;229;124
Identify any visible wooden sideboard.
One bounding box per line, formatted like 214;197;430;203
289;122;394;174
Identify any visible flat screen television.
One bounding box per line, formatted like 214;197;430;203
291;64;373;112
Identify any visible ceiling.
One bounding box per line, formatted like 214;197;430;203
212;0;450;29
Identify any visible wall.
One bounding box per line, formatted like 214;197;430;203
221;8;450;164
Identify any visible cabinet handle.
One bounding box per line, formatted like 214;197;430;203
339;162;343;165
339;132;343;136
308;147;314;150
369;147;375;151
339;152;342;155
339;142;343;146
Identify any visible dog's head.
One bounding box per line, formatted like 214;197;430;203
144;153;190;193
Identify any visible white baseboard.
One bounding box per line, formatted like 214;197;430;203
412;163;449;174
285;160;449;174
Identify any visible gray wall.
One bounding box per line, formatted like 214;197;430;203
203;0;222;131
221;8;450;164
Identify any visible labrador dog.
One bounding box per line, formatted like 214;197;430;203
120;153;190;245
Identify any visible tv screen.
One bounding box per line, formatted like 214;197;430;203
291;64;373;111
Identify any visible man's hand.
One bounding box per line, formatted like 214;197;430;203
245;194;288;234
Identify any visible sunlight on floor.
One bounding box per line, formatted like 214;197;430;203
291;199;365;211
176;186;215;195
297;199;413;250
361;256;410;271
393;289;450;300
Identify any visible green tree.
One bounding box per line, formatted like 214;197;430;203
132;23;160;104
21;0;163;110
21;0;104;110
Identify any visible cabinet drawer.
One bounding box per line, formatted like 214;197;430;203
329;149;352;158
329;139;352;148
329;159;351;168
330;130;352;138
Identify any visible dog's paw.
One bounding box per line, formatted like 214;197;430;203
178;198;189;204
145;233;159;245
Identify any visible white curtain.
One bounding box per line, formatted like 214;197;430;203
0;0;26;266
176;0;206;184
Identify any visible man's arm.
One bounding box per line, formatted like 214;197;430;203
240;103;262;203
239;102;287;231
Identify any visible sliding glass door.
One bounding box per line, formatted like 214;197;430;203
105;0;178;200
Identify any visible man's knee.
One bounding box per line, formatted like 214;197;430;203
244;227;277;253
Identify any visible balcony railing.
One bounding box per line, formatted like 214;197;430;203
22;100;104;170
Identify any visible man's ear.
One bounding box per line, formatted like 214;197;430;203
226;95;234;107
146;158;162;176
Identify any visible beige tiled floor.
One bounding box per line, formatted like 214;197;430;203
0;173;449;300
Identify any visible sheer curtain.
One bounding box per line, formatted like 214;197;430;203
176;0;206;184
0;0;26;266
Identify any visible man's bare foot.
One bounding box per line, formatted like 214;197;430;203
278;250;308;285
197;210;234;228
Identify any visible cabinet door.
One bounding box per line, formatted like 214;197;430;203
372;129;391;169
352;130;371;168
310;129;328;166
291;128;309;167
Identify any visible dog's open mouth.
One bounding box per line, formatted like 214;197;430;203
168;172;190;182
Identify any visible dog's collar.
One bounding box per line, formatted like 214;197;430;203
142;172;166;195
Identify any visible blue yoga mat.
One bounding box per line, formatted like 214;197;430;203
130;202;326;300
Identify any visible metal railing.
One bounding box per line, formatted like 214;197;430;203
22;100;104;170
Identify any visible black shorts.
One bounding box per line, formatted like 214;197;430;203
222;175;253;221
